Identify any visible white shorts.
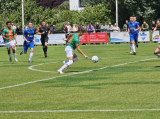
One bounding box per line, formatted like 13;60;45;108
5;40;15;50
65;46;74;58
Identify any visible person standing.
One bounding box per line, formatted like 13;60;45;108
101;21;108;32
2;21;18;62
81;22;86;29
113;23;120;32
87;23;94;33
127;16;140;55
51;25;58;34
66;22;72;33
16;25;22;35
61;23;68;38
95;22;101;33
123;20;129;31
20;21;35;63
38;21;50;57
141;21;149;31
151;21;156;32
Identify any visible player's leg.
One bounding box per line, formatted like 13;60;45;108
7;48;12;62
58;46;74;74
44;37;48;57
28;41;34;63
135;34;138;48
20;42;28;55
154;45;160;58
11;44;18;62
130;34;135;54
41;38;45;55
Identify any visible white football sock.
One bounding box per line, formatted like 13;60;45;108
155;53;160;56
132;44;136;52
13;53;16;59
73;57;78;62
15;47;16;51
130;44;132;52
29;53;33;61
59;60;73;71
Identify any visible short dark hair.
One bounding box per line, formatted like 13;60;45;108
28;21;32;24
157;18;160;22
78;27;86;33
6;21;11;25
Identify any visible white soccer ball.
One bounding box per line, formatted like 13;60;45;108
91;56;99;63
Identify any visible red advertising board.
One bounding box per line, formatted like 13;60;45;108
79;33;108;43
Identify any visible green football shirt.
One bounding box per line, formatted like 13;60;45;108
67;33;79;50
2;28;15;43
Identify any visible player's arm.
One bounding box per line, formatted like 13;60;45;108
151;26;157;33
23;30;30;43
76;45;88;59
13;31;17;44
38;28;44;35
2;30;9;40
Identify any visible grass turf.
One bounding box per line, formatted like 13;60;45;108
0;43;160;119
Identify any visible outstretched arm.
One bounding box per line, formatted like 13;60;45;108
76;45;88;59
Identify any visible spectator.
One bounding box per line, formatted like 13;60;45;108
46;24;50;31
61;23;68;38
95;22;101;33
66;22;72;33
87;23;94;33
24;25;28;29
107;22;113;32
36;25;41;33
51;25;58;34
81;22;86;29
123;20;128;31
72;24;78;33
141;21;149;31
16;25;22;35
151;21;156;32
113;23;120;32
101;21;108;32
11;23;16;30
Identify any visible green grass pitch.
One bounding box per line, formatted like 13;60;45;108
0;43;160;119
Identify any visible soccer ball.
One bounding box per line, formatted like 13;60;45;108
91;56;99;63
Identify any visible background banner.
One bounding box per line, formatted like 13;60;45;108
152;31;159;41
79;33;108;43
110;31;150;42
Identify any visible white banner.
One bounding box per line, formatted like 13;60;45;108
110;31;150;42
0;34;66;46
152;31;159;41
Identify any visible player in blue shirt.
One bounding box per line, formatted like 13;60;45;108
127;16;140;55
133;17;141;48
152;19;160;58
20;21;35;63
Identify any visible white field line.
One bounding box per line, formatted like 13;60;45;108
0;109;160;113
0;58;157;90
28;62;59;73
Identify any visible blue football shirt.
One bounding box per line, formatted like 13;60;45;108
23;28;35;41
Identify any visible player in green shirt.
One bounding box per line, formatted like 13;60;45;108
2;21;18;62
58;27;88;74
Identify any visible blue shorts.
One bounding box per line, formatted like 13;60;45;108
23;40;34;52
130;33;138;42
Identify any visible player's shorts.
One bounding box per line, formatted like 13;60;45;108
129;33;138;42
5;40;15;50
23;40;34;52
65;46;74;58
41;36;48;46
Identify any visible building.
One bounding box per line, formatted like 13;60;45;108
69;0;84;11
34;0;65;9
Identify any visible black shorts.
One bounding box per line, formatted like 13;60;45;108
41;36;48;46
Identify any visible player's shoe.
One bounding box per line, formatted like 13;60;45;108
28;60;32;63
44;52;47;58
136;45;138;48
133;52;136;55
58;70;63;74
20;50;24;55
63;61;67;69
9;57;12;62
14;58;18;62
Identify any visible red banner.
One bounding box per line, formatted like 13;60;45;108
79;33;108;43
